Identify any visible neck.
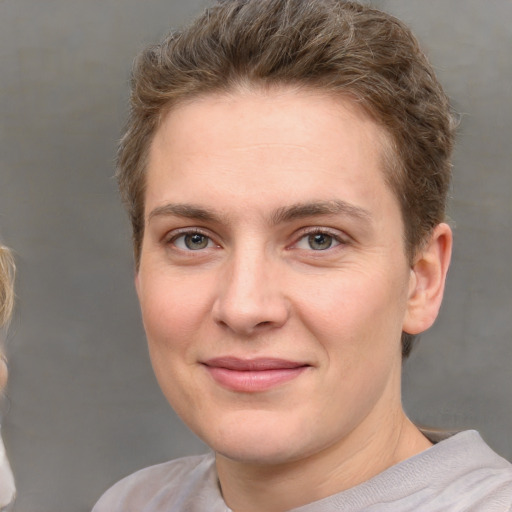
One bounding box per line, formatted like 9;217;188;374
216;407;431;512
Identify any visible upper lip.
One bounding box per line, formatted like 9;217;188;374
202;357;309;371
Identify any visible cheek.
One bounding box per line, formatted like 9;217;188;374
137;272;215;412
138;270;216;352
292;265;409;354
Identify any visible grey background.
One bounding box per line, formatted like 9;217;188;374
0;0;510;510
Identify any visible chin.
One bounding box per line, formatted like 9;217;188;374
195;411;322;466
214;438;303;466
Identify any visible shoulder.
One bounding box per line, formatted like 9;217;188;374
299;431;512;512
429;430;512;510
92;453;225;512
402;430;512;511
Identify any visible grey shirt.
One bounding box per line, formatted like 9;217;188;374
92;431;512;511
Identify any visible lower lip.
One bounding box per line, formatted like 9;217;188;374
204;366;308;392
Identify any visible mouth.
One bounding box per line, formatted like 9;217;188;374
201;357;311;393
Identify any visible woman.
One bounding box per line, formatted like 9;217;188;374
93;1;512;510
0;245;15;510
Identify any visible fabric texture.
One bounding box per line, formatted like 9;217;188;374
92;431;512;512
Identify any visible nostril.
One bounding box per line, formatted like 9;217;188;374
215;319;229;329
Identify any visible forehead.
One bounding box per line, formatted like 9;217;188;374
156;87;390;151
146;87;398;221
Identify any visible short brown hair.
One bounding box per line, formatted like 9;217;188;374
117;0;456;357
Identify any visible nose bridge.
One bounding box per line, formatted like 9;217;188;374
213;241;289;334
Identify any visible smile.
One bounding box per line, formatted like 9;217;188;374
202;357;310;393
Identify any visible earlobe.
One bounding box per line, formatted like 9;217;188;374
403;223;453;335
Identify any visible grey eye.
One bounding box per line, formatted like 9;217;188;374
184;233;210;250
172;231;216;251
308;233;334;250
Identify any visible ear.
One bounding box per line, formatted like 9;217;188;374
402;223;452;335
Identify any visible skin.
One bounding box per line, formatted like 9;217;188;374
136;87;452;512
0;357;6;391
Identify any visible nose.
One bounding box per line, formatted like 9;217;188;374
212;248;290;336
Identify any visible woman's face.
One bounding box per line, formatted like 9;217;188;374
0;246;16;508
0;352;15;508
0;358;6;392
135;88;419;464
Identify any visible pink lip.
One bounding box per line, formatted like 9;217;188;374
202;357;310;392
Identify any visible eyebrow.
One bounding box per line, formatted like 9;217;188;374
148;200;372;226
270;200;372;226
148;203;222;223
